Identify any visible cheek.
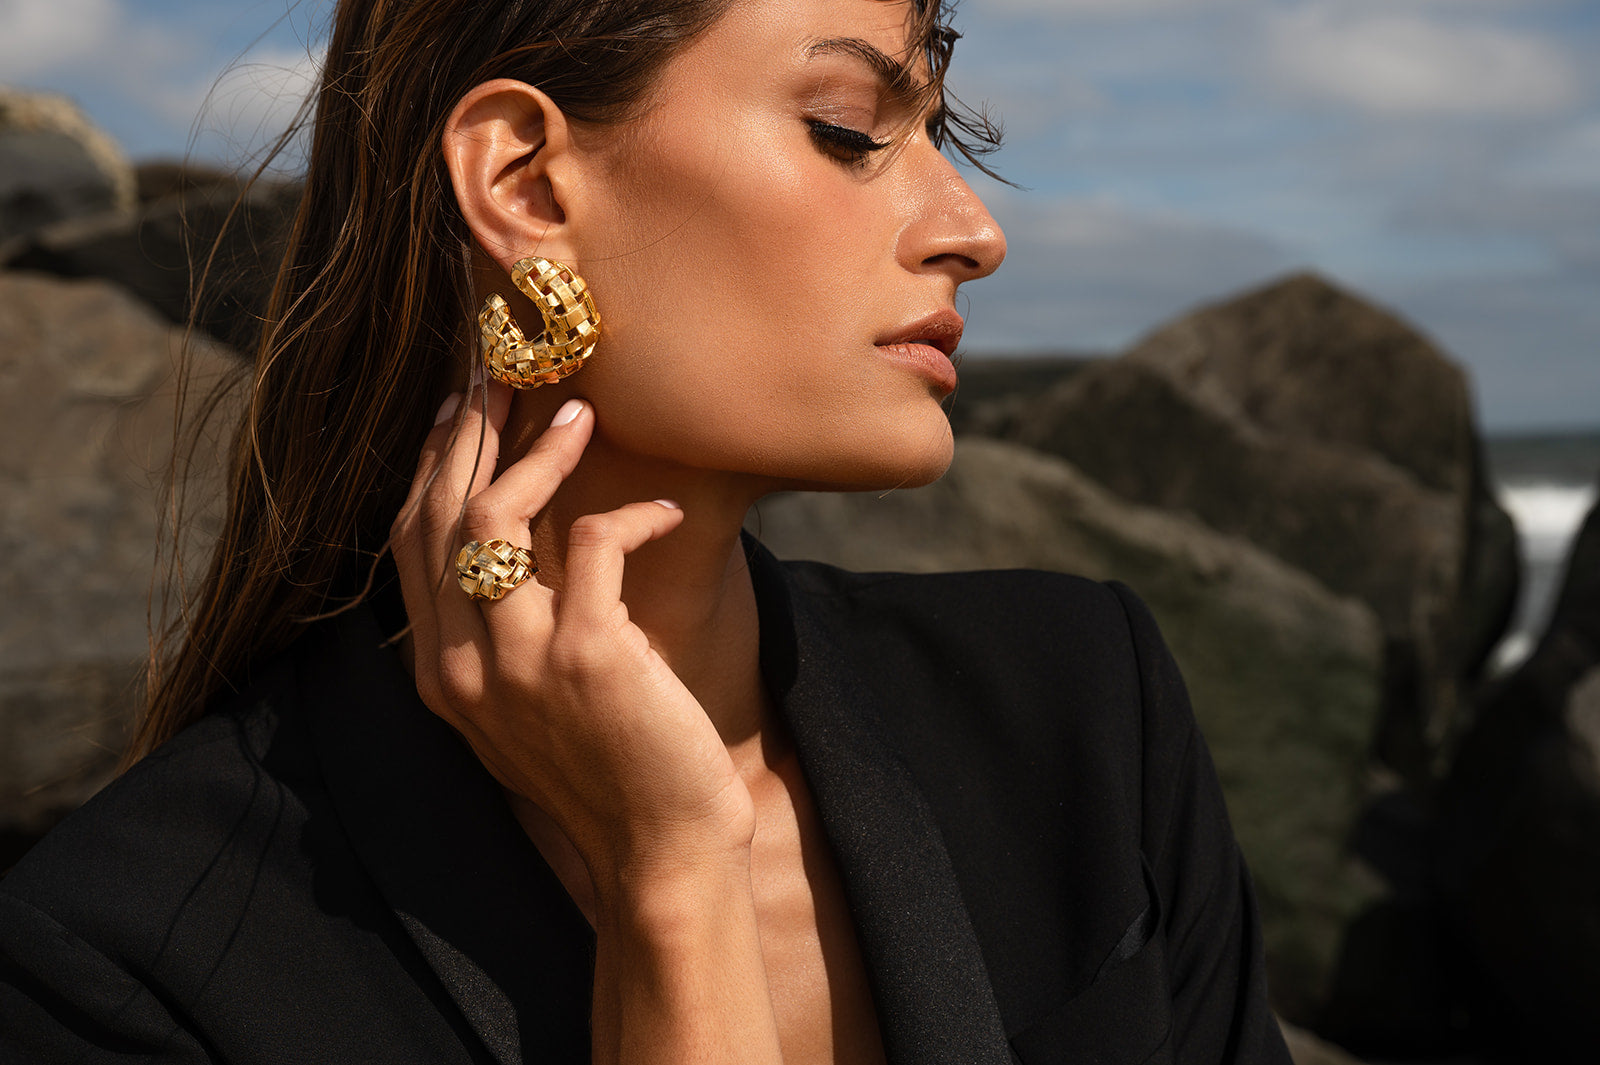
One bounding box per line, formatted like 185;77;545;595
574;134;953;487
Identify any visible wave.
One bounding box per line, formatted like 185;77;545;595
1495;481;1597;562
1487;479;1595;673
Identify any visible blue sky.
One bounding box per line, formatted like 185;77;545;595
4;0;1597;429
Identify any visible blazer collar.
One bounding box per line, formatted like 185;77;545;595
748;538;1013;1065
301;541;1011;1065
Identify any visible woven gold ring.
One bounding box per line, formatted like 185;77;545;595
455;539;537;601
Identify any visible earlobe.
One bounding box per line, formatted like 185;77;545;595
443;79;577;270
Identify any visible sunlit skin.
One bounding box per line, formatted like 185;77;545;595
393;0;1004;1061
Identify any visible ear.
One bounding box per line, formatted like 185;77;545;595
443;79;581;271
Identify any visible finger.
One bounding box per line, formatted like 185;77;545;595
393;390;466;545
390;390;480;708
420;380;515;581
459;397;594;547
392;389;473;613
416;380;538;671
556;500;686;631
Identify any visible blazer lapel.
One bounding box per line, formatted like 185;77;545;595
301;604;595;1065
749;541;1014;1065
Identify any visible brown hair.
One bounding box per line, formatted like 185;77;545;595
132;0;1001;762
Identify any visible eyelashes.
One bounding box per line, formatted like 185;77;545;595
806;120;892;166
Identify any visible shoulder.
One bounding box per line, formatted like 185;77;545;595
779;554;1120;614
1;652;318;967
0;643;451;1059
778;557;1143;656
777;557;1171;724
768;554;1198;831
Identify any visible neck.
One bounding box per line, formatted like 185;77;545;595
506;393;777;751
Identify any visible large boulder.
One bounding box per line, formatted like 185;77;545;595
985;274;1517;781
1123;273;1469;494
1429;483;1600;1056
942;354;1099;437
0;274;235;869
2;171;300;353
1277;1020;1370;1065
0;88;135;248
132;159;250;206
752;437;1386;1022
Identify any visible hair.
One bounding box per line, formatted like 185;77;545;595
130;0;1001;763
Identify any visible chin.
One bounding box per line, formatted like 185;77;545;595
780;416;955;493
890;424;956;488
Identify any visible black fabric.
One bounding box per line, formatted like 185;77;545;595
1;540;1291;1064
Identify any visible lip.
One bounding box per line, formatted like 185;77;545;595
875;309;965;393
877;309;965;358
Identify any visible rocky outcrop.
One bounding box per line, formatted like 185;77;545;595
942;355;1098;437
0;88;136;249
1428;484;1600;1056
1123;273;1471;494
752;436;1386;1020
0;95;288;352
1125;274;1520;693
133;159;250;206
2;173;300;353
0;274;236;868
984;274;1517;781
1277;1020;1370;1065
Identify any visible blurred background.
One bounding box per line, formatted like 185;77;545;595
3;1;1597;1062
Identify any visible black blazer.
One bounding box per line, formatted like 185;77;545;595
1;540;1291;1064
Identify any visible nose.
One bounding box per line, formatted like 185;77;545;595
898;146;1008;287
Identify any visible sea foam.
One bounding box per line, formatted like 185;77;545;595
1497;481;1598;562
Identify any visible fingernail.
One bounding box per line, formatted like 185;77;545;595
654;499;681;510
434;393;462;425
551;399;584;427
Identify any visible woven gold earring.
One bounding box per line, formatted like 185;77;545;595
478;256;601;388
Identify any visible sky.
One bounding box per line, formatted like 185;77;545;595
3;0;1597;430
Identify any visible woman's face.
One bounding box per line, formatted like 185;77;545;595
566;0;1005;492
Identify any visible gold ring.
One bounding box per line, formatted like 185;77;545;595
455;539;537;600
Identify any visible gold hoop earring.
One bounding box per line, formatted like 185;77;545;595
478;256;601;388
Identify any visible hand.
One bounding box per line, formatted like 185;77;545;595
389;382;755;892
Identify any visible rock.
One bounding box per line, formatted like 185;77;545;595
133;159;245;205
0;88;136;248
1460;448;1521;679
1125;273;1471;494
0;274;235;867
3;175;300;353
1431;484;1600;1056
751;436;1386;1021
942;354;1100;437
1277;1018;1371;1065
989;274;1517;781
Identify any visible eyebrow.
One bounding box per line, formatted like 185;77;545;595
803;36;926;103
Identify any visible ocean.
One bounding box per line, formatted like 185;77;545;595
1484;431;1600;672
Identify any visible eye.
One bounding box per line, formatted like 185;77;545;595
807;120;892;167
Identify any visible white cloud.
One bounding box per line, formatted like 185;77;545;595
1261;5;1583;118
962;191;1294;350
1509;120;1600;187
1;0;321;164
0;0;119;79
967;0;1240;17
968;0;1575;21
156;45;322;162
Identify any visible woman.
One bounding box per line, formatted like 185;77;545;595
0;0;1291;1062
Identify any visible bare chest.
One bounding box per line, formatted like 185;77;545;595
747;754;888;1065
509;754;888;1064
